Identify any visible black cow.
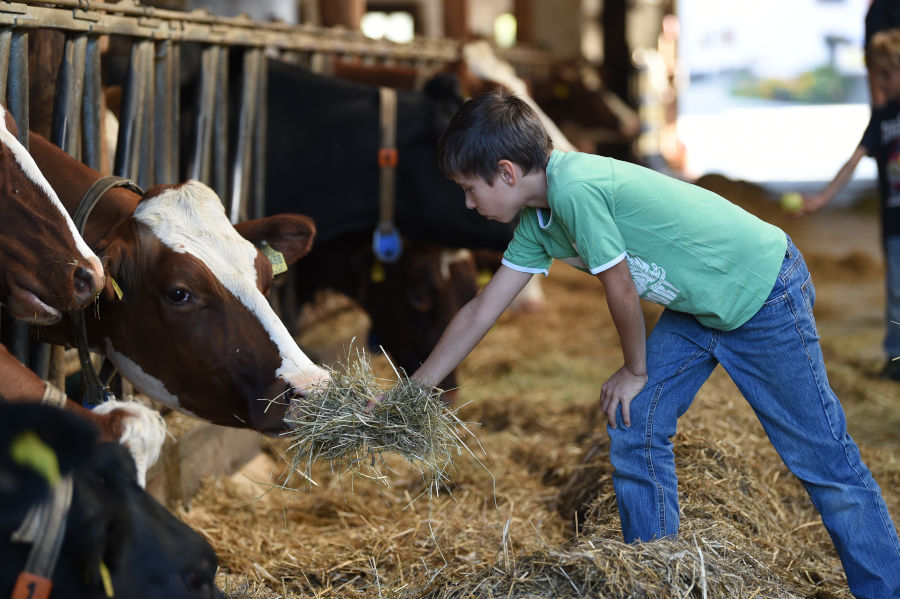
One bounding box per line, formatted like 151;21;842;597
260;59;510;389
264;58;516;249
1;403;222;599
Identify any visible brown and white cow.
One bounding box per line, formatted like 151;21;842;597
0;103;104;323
21;130;329;443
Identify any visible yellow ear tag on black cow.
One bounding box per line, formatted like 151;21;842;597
99;560;114;597
9;430;60;485
110;277;124;301
370;260;385;283
260;241;288;275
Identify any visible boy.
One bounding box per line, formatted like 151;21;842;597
801;28;900;382
404;89;900;597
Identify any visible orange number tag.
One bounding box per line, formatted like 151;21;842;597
12;572;53;599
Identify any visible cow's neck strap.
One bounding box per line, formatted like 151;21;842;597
373;86;402;263
10;474;74;599
70;176;144;407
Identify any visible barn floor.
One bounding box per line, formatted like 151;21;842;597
175;174;898;598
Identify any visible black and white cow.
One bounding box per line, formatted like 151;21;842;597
1;402;222;598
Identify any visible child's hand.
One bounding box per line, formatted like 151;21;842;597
797;193;829;216
599;366;648;429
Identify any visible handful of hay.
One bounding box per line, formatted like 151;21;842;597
282;353;481;493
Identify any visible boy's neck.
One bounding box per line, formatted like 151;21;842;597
519;168;550;210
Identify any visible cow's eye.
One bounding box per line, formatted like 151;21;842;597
166;287;191;304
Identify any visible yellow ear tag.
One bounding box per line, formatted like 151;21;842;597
260;241;288;275
370;261;385;283
477;269;492;288
110;277;124;301
10;430;60;485
98;560;114;597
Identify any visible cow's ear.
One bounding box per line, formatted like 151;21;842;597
97;235;134;302
235;214;317;266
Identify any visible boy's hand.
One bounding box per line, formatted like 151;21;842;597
599;366;648;429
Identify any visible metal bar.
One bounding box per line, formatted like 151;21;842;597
211;44;228;199
0;28;10;105
115;38;149;181
52;32;86;159
188;44;219;185
81;33;102;170
153;39;179;183
8;29;28;145
252;51;267;221
136;38;154;188
228;47;260;224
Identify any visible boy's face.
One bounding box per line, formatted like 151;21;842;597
871;59;900;101
453;165;526;224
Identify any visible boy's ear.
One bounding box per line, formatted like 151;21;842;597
497;159;517;186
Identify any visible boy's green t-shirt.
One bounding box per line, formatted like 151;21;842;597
502;151;787;331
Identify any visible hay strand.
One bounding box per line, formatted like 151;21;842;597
282;349;483;494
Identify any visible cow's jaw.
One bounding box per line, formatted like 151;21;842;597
132;181;328;392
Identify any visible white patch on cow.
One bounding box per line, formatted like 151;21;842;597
0;104;98;263
92;399;167;488
104;339;187;412
132;181;325;388
461;41;576;153
439;249;472;281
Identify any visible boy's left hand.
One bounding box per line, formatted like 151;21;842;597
599;366;648;429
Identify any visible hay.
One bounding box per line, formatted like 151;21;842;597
282;350;484;493
417;520;803;599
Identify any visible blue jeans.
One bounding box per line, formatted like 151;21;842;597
608;236;900;598
885;235;900;360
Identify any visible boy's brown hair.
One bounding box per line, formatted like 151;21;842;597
869;29;900;67
437;88;552;184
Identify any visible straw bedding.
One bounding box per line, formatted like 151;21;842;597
175;182;897;599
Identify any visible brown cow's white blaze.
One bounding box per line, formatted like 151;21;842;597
0;104;104;322
115;181;328;412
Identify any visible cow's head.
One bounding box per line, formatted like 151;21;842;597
1;403;223;599
363;244;478;395
88;181;328;433
0;104;104;323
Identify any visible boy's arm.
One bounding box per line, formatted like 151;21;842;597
595;259;648;428
411;264;534;389
802;146;868;214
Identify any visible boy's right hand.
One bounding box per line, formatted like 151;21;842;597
599;366;648;429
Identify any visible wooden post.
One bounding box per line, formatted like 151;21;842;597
514;0;535;45
443;0;468;40
319;0;365;30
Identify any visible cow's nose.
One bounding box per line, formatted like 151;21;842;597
288;370;330;399
72;257;105;306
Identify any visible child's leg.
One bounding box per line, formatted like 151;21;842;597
719;240;900;598
884;235;900;363
608;309;717;543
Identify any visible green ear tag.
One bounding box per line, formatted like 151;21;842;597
10;430;60;485
261;241;288;275
110;277;124;300
99;559;115;597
